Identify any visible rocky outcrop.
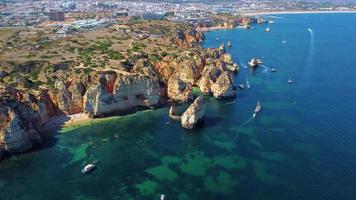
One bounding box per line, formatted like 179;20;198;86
220;53;239;72
181;96;206;129
54;80;85;114
173;29;204;47
197;60;236;99
167;76;192;102
0;108;41;152
84;71;162;117
0;86;57;153
168;105;181;120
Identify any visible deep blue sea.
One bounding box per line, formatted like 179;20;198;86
1;13;356;200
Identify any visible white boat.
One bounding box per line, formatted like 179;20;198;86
81;164;95;174
270;68;276;72
161;194;165;200
248;58;263;67
239;84;245;89
269;20;275;24
254;101;261;113
227;41;232;47
288;76;293;83
265;27;270;32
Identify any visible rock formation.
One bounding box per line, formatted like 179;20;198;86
167;76;192;102
168;105;181;120
54;80;85;114
173;29;204;47
181;96;206;129
84;71;162;117
0;25;239;154
197;60;236;99
0;87;47;153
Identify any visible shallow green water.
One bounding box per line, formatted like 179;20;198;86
1;14;356;200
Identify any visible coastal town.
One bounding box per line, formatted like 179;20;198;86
1;0;356;26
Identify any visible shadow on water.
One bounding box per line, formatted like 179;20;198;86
0;114;70;162
204;116;225;128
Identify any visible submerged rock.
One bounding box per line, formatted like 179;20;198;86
181;96;206;129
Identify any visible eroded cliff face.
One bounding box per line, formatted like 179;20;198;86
0;86;55;153
84;71;162;117
154;45;238;100
173;29;204;48
167;76;193;102
54;80;85;115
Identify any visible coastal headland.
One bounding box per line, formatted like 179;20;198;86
0;14;262;159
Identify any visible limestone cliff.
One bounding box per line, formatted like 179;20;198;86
54;80;85;114
167;76;193;102
181;96;206;129
84;71;162;117
0;25;239;154
0;86;54;153
173;29;204;48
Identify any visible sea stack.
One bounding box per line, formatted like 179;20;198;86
181;96;206;129
169;105;182;120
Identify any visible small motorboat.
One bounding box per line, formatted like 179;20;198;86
248;58;263;68
227;41;232;47
161;194;165;200
270;68;276;72
81;163;95;174
269;20;275;24
255;101;261;113
265;27;270;32
93;160;99;164
239;84;245;89
288;76;293;83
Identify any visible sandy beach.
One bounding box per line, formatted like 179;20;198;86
242;10;356;16
40;113;92;131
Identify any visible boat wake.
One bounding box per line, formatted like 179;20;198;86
232;116;254;141
245;78;250;88
304;27;315;86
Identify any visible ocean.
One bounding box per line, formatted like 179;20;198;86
1;13;356;200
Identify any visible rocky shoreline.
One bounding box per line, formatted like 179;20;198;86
0;16;252;160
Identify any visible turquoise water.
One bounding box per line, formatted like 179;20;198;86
1;13;356;199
